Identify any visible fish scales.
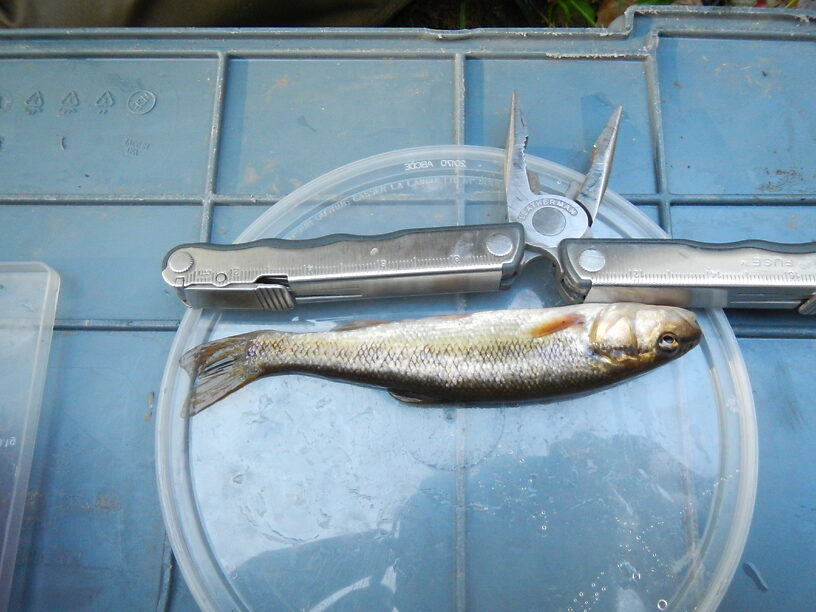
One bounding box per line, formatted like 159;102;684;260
181;303;701;415
253;312;590;396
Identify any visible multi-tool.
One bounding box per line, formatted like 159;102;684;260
162;94;816;314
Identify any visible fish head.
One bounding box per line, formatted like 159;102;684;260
588;303;701;369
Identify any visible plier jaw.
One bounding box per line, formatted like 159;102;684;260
504;91;623;264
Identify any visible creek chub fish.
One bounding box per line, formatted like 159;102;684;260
180;303;701;416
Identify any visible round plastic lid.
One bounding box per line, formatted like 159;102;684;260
156;146;757;612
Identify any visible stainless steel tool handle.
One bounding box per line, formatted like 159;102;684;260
559;238;816;313
162;224;525;310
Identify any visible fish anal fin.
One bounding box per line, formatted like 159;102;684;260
531;314;584;338
388;389;446;405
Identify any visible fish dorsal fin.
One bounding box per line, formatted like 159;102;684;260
388;389;445;405
530;313;584;338
331;319;389;332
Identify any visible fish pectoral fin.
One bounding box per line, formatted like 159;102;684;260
388;389;446;405
331;319;389;332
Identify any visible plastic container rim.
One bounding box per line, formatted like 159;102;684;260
155;144;757;612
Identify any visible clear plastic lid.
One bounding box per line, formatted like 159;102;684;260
0;262;60;609
156;146;757;612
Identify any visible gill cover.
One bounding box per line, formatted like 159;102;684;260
589;304;701;367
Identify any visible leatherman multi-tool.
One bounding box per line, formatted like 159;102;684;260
163;94;816;314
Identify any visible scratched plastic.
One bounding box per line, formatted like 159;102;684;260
0;262;59;610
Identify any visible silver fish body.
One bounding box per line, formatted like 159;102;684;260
181;303;701;416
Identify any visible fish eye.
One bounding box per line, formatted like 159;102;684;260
657;333;679;352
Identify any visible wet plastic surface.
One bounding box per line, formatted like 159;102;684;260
2;7;814;611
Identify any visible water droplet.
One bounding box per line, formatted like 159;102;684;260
591;583;596;588
657;599;668;610
601;586;607;592
579;592;584;597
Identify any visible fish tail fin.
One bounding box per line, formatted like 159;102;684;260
180;331;267;417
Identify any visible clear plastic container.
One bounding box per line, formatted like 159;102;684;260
0;262;60;609
156;146;757;612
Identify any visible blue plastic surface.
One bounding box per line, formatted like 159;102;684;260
0;205;200;321
465;59;657;194
658;38;816;195
0;59;218;195
217;59;457;196
13;331;173;608
1;7;813;610
719;339;816;612
672;205;816;243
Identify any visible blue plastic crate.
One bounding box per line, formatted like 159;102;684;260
1;7;814;610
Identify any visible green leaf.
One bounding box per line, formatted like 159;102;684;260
564;0;596;25
559;0;573;22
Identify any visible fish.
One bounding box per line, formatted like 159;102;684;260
180;303;701;416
